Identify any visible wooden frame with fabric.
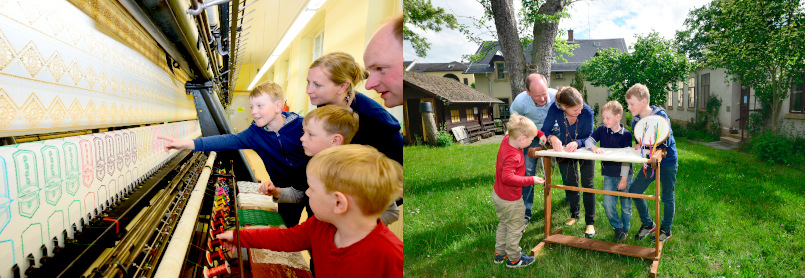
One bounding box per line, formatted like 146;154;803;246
528;146;667;278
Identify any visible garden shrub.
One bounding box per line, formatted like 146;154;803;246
436;124;453;147
750;129;805;166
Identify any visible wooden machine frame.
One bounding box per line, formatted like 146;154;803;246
528;146;667;277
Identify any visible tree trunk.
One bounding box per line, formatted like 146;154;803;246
422;111;439;146
531;0;568;86
490;0;527;101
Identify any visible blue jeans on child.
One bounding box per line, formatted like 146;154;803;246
603;175;633;232
629;163;678;231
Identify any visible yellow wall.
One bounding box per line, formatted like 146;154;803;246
255;0;401;117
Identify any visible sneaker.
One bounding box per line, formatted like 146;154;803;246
615;228;627;242
506;253;535;268
564;218;578;226
584;225;595;238
651;228;672;243
493;253;507;264
634;222;656;240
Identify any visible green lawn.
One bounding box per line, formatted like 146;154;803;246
403;139;805;277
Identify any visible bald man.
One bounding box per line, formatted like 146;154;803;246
365;14;403;108
510;73;557;223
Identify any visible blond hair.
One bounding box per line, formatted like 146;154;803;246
307;145;403;216
309;52;370;97
303;106;360;144
506;114;539;139
625;83;650;102
250;81;284;102
555;86;584;108
601;100;624;116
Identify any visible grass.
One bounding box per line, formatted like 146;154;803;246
403;139;805;277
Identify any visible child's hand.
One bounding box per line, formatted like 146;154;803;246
157;136;194;150
550;136;563;152
258;180;281;199
634;139;641;150
533;176;544;185
565;142;579;152
617;177;628;191
591;146;604;154
216;230;237;251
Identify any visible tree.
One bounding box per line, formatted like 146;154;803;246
403;0;460;57
470;0;576;101
675;0;805;133
581;32;695;108
569;68;588;102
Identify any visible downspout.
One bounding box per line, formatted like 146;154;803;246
485;72;494;117
694;69;699;123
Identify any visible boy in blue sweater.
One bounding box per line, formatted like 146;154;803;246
159;81;309;227
625;84;678;243
584;101;633;242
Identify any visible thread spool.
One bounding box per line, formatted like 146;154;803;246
215;194;230;204
208;238;222;250
210;218;225;230
212;210;227;222
209;225;224;238
206;248;227;266
213;203;230;214
203;261;230;278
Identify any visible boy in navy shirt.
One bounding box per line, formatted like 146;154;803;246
159;81;309;228
584;101;633;241
625;83;679;243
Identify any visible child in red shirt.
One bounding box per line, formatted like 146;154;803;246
217;145;403;277
493;114;545;268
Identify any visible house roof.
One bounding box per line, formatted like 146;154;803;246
404;60;414;69
407;61;469;73
464;38;628;74
404;71;503;104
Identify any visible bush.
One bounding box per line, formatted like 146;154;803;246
750;129;805;166
676;95;722;142
436;125;453;147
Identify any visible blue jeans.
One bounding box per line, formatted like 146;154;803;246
629;163;678;231
603;175;633;232
522;138;543;221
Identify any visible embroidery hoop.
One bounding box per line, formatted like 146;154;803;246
633;115;671;146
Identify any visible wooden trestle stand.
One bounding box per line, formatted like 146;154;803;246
528;145;667;277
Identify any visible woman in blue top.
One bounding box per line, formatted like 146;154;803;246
541;87;597;238
306;52;403;165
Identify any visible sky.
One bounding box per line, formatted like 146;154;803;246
403;0;712;63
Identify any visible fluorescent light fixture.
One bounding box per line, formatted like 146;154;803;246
247;0;327;90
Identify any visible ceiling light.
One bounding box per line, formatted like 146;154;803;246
247;0;327;90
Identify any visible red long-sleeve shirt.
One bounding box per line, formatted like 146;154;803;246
237;216;402;278
494;133;542;201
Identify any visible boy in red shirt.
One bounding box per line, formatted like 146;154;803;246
217;145;403;277
493;114;546;268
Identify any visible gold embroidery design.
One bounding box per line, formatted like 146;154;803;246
0;89;17;128
20;93;45;128
48;96;66;127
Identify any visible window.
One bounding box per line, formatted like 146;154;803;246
450;110;460;122
792;75;805;113
688;77;696;108
463;78;469;85
466;109;475;121
677;81;684;109
700;73;710;109
666;83;673;108
496;62;506;80
498;98;510;118
482;109;489;118
555;72;564;80
313;31;324;60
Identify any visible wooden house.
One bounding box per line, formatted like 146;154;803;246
403;71;503;144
